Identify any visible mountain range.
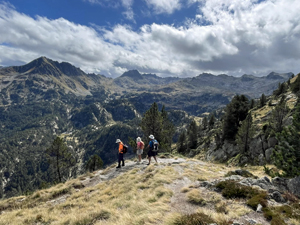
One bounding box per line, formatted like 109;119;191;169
0;56;294;198
0;56;293;115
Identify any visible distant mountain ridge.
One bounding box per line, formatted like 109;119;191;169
0;56;294;115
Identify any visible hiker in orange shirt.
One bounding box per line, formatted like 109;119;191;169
116;139;125;168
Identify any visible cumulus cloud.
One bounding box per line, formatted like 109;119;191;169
145;0;182;14
1;0;300;78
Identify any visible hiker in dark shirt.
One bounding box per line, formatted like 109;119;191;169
147;134;158;165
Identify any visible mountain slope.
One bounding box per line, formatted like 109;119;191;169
0;157;299;225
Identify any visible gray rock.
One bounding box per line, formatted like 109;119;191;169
268;137;278;148
200;181;213;188
247;219;257;224
271;191;286;203
240;155;249;165
253;177;272;190
265;148;274;162
272;177;289;192
287;176;300;198
258;153;265;166
239;178;256;186
256;204;263;212
232;221;242;225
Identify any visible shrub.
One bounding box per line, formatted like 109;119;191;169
172;212;215;225
216;180;259;199
247;192;268;209
51;187;72;199
225;170;258;179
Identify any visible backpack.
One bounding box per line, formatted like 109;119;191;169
152;140;159;152
140;141;144;150
123;144;128;154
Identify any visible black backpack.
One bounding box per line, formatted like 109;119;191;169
123;144;128;154
152;140;159;152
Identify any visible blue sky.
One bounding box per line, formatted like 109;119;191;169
1;0;300;78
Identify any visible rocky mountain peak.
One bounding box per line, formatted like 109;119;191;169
266;71;282;79
10;56;86;77
120;70;143;80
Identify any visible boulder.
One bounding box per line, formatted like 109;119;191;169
258;153;265;166
265;148;274;162
268;137;278;148
287;176;300;198
272;177;288;192
271;191;286;203
256;204;263;212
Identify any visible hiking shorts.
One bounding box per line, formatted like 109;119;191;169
147;149;157;157
137;149;143;155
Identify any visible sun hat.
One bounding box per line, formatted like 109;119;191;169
136;137;141;142
149;135;154;139
116;139;121;143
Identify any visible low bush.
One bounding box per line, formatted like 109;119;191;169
215;180;261;199
225;170;258;179
247;192;268;209
172;212;215;225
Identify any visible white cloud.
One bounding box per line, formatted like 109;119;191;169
145;0;182;14
1;0;300;78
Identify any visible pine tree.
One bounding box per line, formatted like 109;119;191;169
187;120;198;149
46;137;75;183
260;93;267;108
236;113;256;157
177;131;187;153
222;95;249;141
86;154;103;172
202;116;208;130
140;103;175;151
140;102;162;139
208;114;215;129
269;96;289;133
160;105;175;152
273;104;300;177
250;99;255;109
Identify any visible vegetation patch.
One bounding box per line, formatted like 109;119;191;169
51;187;72;199
246;192;268;209
225;169;258;179
274;204;300;220
186;189;206;206
215;180;265;200
215;201;228;214
170;212;216;225
263;207;287;225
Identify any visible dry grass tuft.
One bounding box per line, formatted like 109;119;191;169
186;189;206;206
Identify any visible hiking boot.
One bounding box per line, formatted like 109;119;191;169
116;165;121;168
122;163;125;166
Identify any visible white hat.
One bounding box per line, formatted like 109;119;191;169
136;137;141;142
116;139;121;143
149;135;154;139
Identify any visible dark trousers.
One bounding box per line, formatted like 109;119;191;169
118;153;124;166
